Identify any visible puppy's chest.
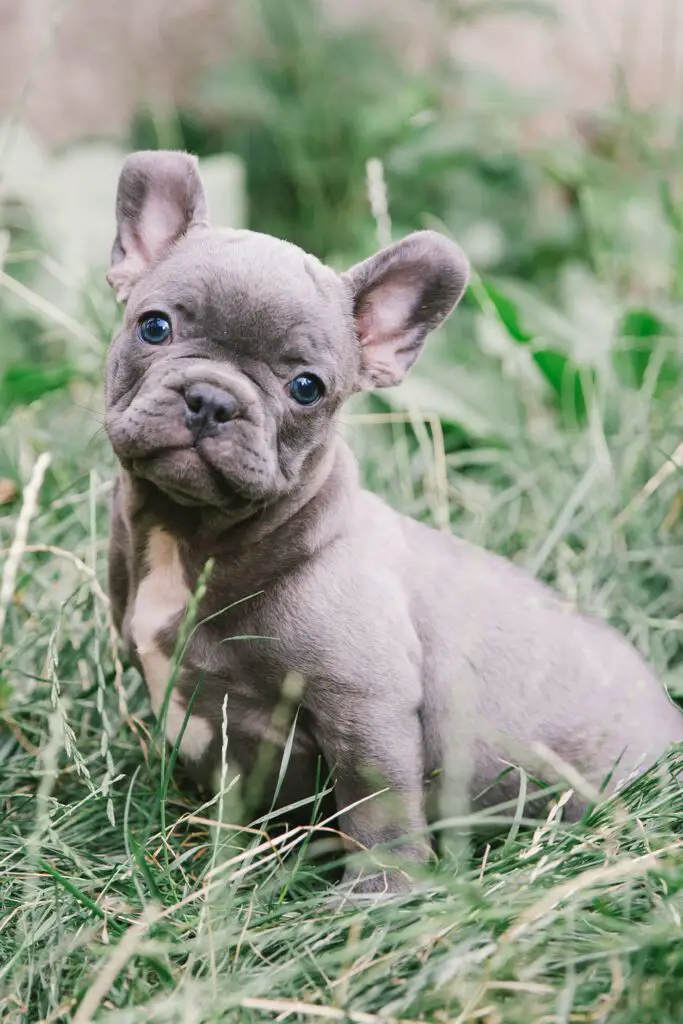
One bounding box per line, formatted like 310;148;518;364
130;528;192;711
129;528;318;778
129;527;272;700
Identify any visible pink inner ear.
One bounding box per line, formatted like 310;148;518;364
107;192;193;302
136;194;188;265
355;275;424;388
356;276;416;348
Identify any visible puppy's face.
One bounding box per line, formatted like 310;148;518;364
105;152;469;513
106;229;357;509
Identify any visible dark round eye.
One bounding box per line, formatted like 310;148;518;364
137;314;172;346
288;373;324;406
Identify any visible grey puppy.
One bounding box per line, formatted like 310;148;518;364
105;150;683;892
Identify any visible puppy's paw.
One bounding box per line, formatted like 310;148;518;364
323;867;412;911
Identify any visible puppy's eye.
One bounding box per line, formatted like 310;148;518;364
137;314;172;346
288;373;324;406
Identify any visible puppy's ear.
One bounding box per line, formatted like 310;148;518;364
343;231;469;389
107;150;208;302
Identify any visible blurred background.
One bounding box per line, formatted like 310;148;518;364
2;0;683;683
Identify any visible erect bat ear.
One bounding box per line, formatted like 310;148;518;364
342;230;469;389
107;150;208;302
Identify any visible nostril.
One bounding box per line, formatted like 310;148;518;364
186;393;203;414
213;405;232;424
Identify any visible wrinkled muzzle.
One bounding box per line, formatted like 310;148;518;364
106;361;285;508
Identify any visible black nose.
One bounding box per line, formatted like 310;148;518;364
184;383;239;440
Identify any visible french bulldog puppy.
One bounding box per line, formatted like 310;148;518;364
105;150;683;892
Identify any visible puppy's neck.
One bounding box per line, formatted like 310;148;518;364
119;437;357;562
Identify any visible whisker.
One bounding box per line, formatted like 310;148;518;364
71;401;105;424
85;426;108;453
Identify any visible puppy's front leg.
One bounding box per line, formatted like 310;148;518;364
310;690;430;894
108;477;132;638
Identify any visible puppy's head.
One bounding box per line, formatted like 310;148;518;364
105;150;469;512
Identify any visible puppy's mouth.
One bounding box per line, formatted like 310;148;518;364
126;443;272;509
132;458;207;507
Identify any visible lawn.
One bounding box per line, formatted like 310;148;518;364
3;3;683;1020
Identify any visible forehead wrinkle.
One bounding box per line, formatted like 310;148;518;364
277;334;336;370
204;266;334;339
